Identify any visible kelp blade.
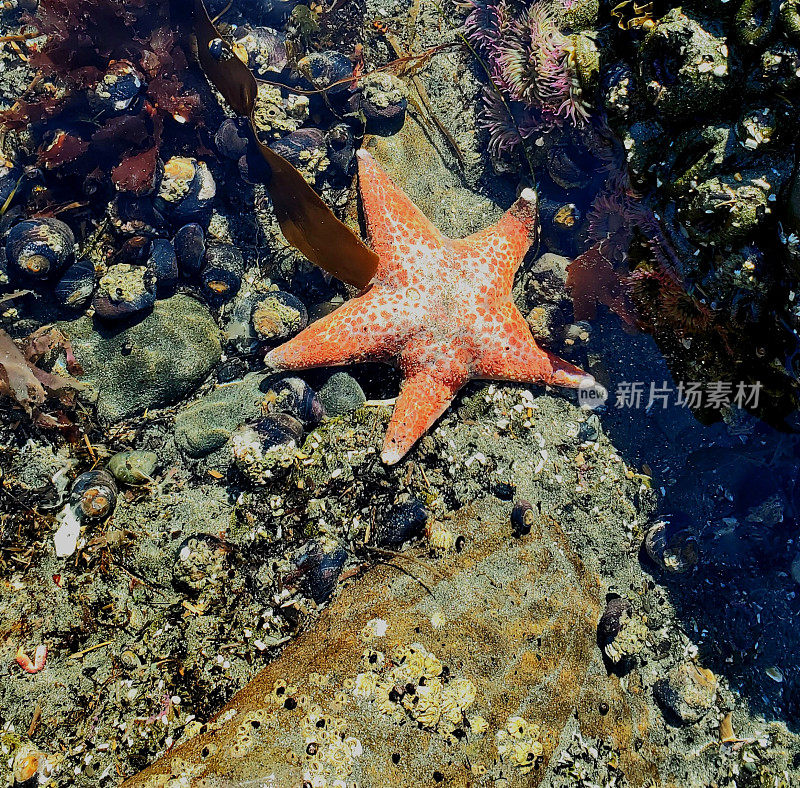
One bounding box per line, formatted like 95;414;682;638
193;0;379;289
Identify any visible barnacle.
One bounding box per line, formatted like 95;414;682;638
496;715;545;774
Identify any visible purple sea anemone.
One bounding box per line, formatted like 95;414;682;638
499;1;588;124
465;0;589;159
478;87;524;157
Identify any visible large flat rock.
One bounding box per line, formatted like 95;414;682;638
124;498;663;788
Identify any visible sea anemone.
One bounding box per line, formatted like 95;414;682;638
464;0;511;62
478;86;524;157
465;0;589;158
627;263;715;335
497;1;589;125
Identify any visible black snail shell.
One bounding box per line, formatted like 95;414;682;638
325;123;355;176
597;595;630;646
200;242;244;304
173;223;205;276
89;60;145;116
356;73;408;133
92;263;157;320
261;376;324;427
109;194;167;236
297;50;353;95
6;218;74;280
208;37;225;61
54;258;96;308
372;499;429;548
251;291;308;343
147;237;178;297
510;499;536;537
70;469;118;520
155;157;216;222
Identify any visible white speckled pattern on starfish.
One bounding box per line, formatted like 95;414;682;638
265;149;596;464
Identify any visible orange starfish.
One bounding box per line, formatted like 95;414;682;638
265;150;596;464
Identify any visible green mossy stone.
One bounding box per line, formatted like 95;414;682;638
62;294;222;423
318;371;366;417
174;373;268;458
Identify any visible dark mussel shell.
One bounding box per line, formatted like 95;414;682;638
92;263;157;320
251;290;308;342
232;25;289;79
155;156;216;222
644;520;699;574
6;218;74;280
173;223;206;277
261;376;324;427
55;258;96;308
0;168;19;207
147;237;178;297
89;60;145;116
254;411;305;447
372;499;429;548
297;50;353;95
269;128;329;178
70;469;118;520
325;123;355;176
300;541;348;605
238;146;273;185
200;242;244;304
214;118;251;161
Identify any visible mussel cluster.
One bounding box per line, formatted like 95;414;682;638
211;22;408;187
230;376;325;483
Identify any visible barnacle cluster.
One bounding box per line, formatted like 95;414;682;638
352;642;481;737
252;84;310;139
230;421;300;483
495;715;545;774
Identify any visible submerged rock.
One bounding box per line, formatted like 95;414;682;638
122;493;692;788
62;294;222;422
654;662;718;725
317;371;366;416
174;373;268;458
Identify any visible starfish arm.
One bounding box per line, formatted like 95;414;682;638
473;303;594;388
450;188;539;289
382;372;462;465
357;150;444;282
264;288;405;371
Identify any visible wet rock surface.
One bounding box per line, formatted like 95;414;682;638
174;372;267;459
62;295;222;423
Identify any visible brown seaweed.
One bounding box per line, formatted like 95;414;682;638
193;0;379;289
